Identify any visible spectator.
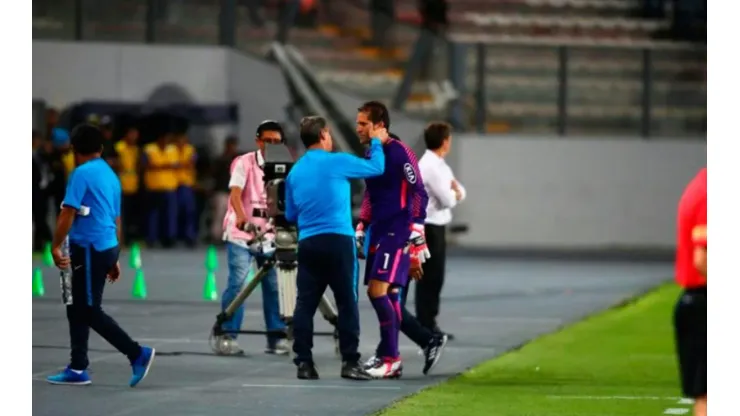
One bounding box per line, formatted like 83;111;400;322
114;123;142;244
32;130;52;251
211;135;239;243
418;0;450;85
48;127;73;215
367;0;395;53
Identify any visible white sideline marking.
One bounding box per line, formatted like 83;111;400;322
664;409;690;415
677;398;695;405
241;383;401;391
547;395;681;401
460;316;563;325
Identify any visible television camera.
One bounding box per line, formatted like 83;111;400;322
209;140;340;356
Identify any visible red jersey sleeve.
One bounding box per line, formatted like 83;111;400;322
692;196;707;247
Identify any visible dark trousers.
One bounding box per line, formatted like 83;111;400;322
415;224;446;331
147;191;177;246
68;243;141;370
176;186;197;244
122;193;140;243
370;0;395;48
293;233;361;365
32;191;52;250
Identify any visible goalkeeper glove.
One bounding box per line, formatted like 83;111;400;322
408;223;431;263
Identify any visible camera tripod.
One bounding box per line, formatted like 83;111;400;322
208;236;340;357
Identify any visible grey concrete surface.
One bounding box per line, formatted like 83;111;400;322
32;249;673;416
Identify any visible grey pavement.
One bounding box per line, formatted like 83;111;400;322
32;248;673;416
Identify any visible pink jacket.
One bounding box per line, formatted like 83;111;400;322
222;151;274;247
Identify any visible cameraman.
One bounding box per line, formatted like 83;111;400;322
218;121;288;356
285;116;385;381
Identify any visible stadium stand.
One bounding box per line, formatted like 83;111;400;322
33;0;705;136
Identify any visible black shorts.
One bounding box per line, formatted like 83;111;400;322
673;287;707;398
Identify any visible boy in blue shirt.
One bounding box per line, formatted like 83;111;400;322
47;124;155;388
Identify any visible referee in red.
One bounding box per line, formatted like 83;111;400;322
673;166;707;416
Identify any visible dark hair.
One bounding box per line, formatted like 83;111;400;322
70;124;104;156
299;116;327;148
256;120;284;141
357;101;390;130
423;122;452;151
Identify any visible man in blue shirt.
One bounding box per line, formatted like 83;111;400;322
47;124;155;388
285;115;386;381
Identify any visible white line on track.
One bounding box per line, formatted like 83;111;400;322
547;395;681;401
241;383;402;390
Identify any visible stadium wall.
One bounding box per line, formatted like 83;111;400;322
449;136;706;254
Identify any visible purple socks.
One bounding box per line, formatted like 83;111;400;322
370;295;400;359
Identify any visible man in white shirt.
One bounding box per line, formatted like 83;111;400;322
417;122;466;339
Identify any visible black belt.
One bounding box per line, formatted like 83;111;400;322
252;208;268;218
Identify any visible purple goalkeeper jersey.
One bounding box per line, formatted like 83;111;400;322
359;138;428;241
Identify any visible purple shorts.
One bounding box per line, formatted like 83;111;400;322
363;234;410;288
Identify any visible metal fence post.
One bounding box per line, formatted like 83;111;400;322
145;0;156;43
219;0;237;47
557;46;568;136
391;29;433;111
74;0;84;40
474;43;487;134
641;48;653;138
447;41;467;131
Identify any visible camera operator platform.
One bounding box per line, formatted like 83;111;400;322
209;121;340;357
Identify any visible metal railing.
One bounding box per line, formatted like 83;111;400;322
394;31;706;138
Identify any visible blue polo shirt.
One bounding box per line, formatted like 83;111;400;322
285;139;385;241
63;158;121;251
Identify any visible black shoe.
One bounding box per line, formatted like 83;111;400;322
434;327;455;341
296;362;319;380
423;333;449;375
341;361;373;381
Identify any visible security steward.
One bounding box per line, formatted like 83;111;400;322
285;116;385;380
46;124;155;387
673;167;707;416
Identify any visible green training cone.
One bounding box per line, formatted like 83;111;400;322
32;268;45;297
131;269;147;299
42;242;54;267
203;271;218;301
205;245;219;272
129;243;142;269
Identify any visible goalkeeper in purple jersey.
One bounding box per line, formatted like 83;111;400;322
354;101;448;379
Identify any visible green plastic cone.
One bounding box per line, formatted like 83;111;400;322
205;245;218;272
129;243;142;269
42;242;54;267
131;269;147;299
32;268;45;297
203;271;218;301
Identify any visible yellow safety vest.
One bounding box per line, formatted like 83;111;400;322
177;144;197;187
143;143;179;191
115;141;140;194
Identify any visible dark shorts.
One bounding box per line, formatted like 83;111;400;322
673;287;707;398
363;233;410;288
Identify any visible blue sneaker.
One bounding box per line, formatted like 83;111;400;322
46;366;91;385
129;346;156;387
